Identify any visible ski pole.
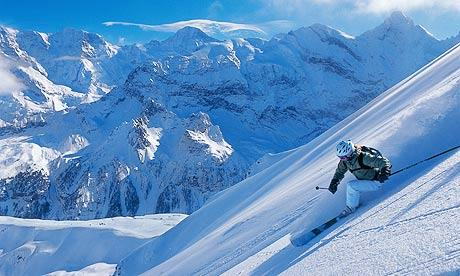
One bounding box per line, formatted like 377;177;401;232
390;144;460;176
316;186;329;190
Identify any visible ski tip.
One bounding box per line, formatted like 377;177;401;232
290;232;316;247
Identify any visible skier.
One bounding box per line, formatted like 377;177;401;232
328;140;392;216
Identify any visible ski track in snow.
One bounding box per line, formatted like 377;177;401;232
195;195;320;275
226;152;460;275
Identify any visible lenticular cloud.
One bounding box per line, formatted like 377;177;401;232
103;19;267;37
0;54;23;95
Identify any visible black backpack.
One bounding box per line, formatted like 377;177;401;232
349;145;383;172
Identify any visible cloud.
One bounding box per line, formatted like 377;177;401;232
103;19;301;40
103;19;266;36
260;0;460;15
355;0;460;14
0;54;24;95
257;20;299;34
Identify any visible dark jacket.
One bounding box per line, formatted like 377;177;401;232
333;146;391;183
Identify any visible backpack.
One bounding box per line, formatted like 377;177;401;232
349;145;383;172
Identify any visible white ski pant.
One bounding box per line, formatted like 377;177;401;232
346;180;383;209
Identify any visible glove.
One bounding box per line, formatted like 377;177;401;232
376;166;391;183
328;179;339;194
382;165;391;175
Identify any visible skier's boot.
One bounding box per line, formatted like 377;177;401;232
339;205;356;218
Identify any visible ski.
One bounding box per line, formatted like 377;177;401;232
290;213;349;247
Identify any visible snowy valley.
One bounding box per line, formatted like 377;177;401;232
0;214;186;275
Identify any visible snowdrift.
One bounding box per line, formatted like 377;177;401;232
116;42;460;275
0;214;186;275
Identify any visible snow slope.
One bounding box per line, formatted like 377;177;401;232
116;42;460;275
0;214;186;275
261;151;459;275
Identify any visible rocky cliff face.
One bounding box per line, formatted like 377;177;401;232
0;12;459;219
7;90;246;219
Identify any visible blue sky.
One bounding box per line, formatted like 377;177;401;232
1;0;459;44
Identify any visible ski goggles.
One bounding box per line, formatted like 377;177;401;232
338;153;353;161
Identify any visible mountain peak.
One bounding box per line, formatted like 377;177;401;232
358;10;437;42
308;23;354;39
287;23;354;40
52;28;104;44
177;26;207;36
48;28;117;58
0;25;18;37
166;26;218;43
383;11;414;27
162;26;219;53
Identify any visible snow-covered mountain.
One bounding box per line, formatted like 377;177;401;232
0;12;459;219
115;41;460;275
129;11;459;159
0;27;85;131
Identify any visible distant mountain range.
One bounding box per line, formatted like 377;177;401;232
0;11;458;219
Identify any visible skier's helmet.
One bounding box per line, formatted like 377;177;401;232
336;140;354;158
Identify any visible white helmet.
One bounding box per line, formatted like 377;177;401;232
336;140;354;157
